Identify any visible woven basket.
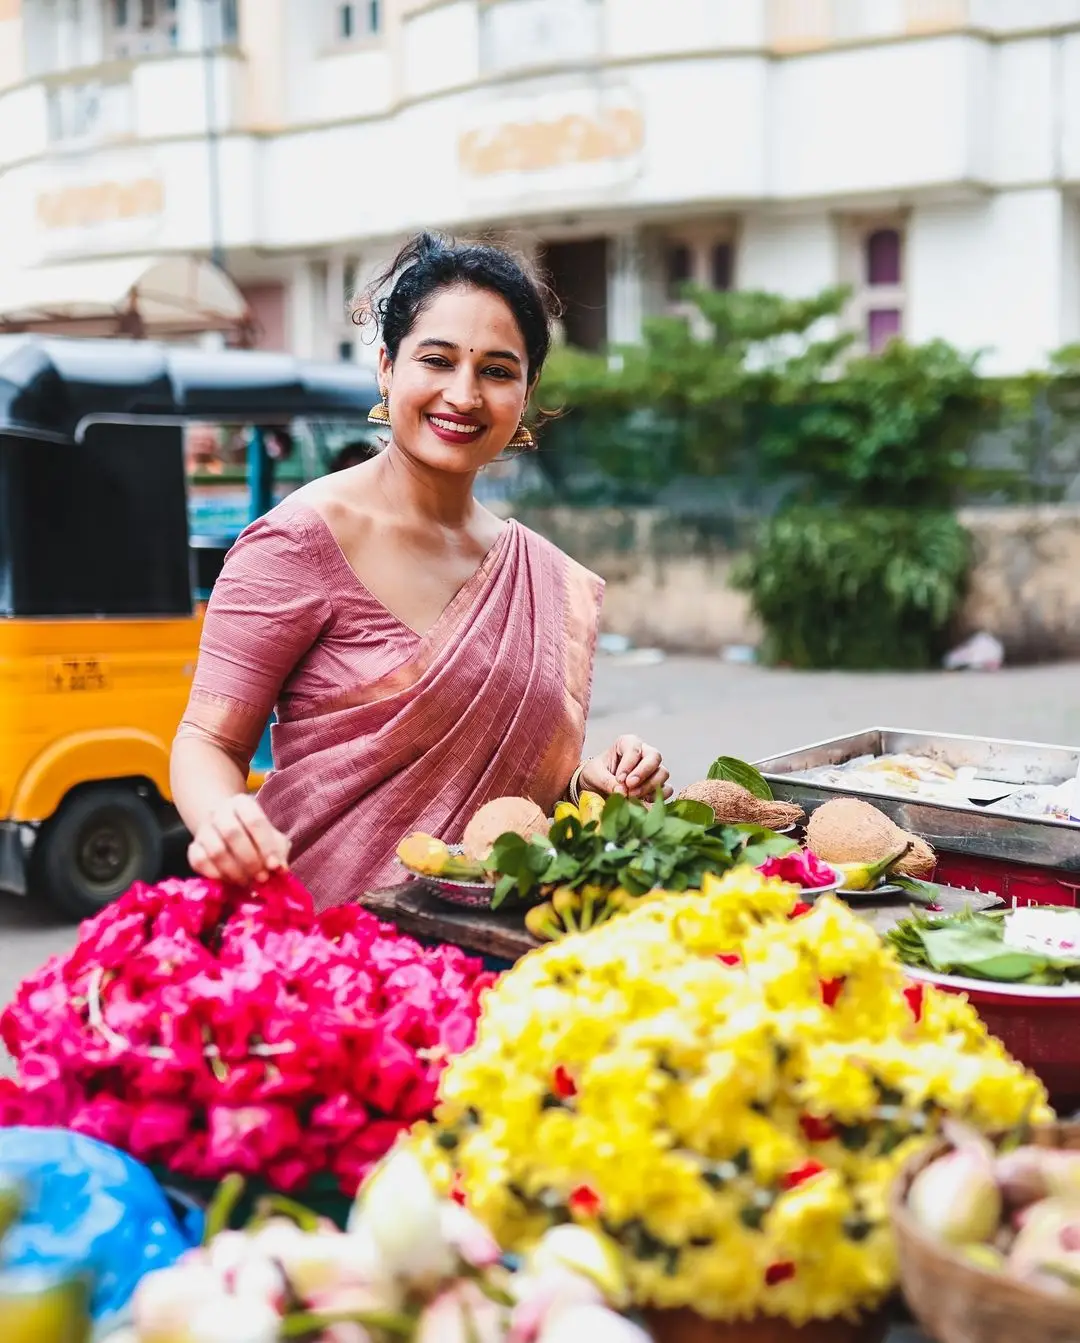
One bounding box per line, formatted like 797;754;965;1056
891;1121;1080;1343
641;1308;889;1343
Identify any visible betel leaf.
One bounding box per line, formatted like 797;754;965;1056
887;908;1080;986
892;875;945;908
919;924;1049;983
706;756;774;800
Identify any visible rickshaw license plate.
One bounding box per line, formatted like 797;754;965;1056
47;659;109;692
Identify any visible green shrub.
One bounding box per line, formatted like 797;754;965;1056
732;509;971;670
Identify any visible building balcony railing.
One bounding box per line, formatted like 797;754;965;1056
46;76;135;148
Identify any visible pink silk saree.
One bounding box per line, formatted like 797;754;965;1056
177;499;603;909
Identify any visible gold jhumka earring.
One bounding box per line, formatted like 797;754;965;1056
367;392;391;426
506;420;535;451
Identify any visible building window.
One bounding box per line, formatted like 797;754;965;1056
866;228;901;287
664;244;692;300
661;230;738;312
107;0;179;55
337;0;381;41
221;0;239;42
710;242;734;292
852;224;905;352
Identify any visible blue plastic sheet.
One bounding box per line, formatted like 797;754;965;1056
0;1127;201;1321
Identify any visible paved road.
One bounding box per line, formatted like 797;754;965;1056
2;656;1079;1015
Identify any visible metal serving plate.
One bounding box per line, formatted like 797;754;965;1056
397;844;496;909
755;728;1080;873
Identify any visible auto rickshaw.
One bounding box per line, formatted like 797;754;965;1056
0;334;379;919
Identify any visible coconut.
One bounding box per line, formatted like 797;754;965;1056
893;833;938;879
805;797;937;875
462;797;549;863
677;780;803;830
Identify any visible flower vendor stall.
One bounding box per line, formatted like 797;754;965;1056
4;738;1080;1341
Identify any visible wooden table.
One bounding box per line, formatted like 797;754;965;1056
361;880;1000;962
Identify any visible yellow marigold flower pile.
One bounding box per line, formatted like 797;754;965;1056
411;870;1051;1325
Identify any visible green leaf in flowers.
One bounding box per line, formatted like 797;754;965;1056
489;832;529;871
659;817;709;845
599;792;635;840
741;836;800;867
642;802;669;838
706;756;774;800
491;874;517;909
524;843;556;878
667;799;715;828
723;824;799;867
485;789;742;904
551;814;584;846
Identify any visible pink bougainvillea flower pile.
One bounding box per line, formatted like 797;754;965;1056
0;874;495;1195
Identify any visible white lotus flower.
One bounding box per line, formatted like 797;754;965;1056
509;1267;604;1342
184;1294;281;1343
132;1263;228;1342
350;1149;454;1286
527;1226;628;1305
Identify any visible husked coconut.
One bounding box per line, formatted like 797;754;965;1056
805;797;937;875
462;797;549;863
893;833;938;879
677;780;803;830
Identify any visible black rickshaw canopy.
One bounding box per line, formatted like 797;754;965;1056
0;334;380;441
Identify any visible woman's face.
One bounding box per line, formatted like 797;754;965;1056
379;283;530;475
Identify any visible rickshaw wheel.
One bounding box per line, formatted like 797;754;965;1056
30;786;164;922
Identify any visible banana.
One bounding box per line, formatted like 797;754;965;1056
577;791;605;825
525;902;562;942
441;855;489;882
834;843;911;893
552;885;584;933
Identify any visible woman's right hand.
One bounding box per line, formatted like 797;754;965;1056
187;794;291;886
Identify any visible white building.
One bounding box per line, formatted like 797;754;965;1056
0;0;1079;373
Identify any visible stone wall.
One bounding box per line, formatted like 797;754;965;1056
955;505;1080;662
511;504;1080;662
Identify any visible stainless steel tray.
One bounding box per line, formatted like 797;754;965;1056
755;728;1080;872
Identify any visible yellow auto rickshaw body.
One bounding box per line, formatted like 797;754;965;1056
0;333;378;919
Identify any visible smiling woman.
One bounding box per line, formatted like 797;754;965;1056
170;232;670;909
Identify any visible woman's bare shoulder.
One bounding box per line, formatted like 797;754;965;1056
276;472;380;544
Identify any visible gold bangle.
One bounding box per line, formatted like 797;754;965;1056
568;764;584;806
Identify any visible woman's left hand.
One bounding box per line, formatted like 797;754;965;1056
580;735;672;801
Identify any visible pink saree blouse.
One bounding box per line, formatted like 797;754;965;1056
176;498;603;908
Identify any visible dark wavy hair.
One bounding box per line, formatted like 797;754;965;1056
352;232;560;385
